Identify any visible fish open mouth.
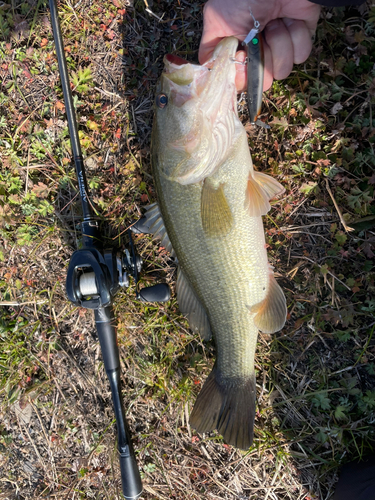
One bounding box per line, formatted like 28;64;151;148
162;53;209;94
162;37;238;99
165;54;189;66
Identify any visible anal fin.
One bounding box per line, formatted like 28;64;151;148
249;273;287;333
201;178;233;237
245;171;284;217
176;267;212;341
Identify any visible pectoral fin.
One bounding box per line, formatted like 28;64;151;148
249;274;287;333
176;267;212;341
142;203;175;256
201;178;233;237
245;171;284;217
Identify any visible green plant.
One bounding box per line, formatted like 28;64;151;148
71;66;94;94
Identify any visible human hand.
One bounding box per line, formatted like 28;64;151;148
199;0;321;92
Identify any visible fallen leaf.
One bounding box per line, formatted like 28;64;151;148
106;29;116;40
55;100;65;111
269;116;289;128
316;158;331;167
331;102;343;115
32;182;50;198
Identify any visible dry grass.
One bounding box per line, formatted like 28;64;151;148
1;0;375;499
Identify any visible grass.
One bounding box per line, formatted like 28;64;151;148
1;0;375;498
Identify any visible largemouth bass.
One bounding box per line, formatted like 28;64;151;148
146;37;287;450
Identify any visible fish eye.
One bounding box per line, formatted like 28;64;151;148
156;93;168;109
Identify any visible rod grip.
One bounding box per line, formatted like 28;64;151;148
119;451;143;499
94;307;143;498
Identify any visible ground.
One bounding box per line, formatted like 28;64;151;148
0;0;375;499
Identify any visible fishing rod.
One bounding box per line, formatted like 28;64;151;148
48;0;171;497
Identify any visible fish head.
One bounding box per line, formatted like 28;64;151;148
152;37;240;184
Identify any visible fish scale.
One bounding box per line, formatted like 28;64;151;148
149;37;287;449
153;132;266;379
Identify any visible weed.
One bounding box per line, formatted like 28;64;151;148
0;1;375;499
71;66;94;94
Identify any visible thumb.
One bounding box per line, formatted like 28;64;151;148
198;1;231;64
199;34;223;65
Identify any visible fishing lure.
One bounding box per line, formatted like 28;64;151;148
243;12;269;128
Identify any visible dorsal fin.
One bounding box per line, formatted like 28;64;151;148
176;267;212;341
143;203;175;256
249;273;287;333
245;171;284;217
201;178;233;237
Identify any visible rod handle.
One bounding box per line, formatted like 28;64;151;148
119;451;143;499
94;307;143;498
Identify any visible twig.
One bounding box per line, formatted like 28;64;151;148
287;196;309;220
30;400;58;484
0;300;48;306
328;365;358;377
290;255;351;290
131;104;137;134
285;230;332;245
23;421;44;464
103;100;123;117
143;0;165;22
354;323;375;367
280;222;331;231
184;402;191;438
25;148;30;195
296;339;316;362
143;485;168;499
93;86;123;100
325;178;354;232
13;102;43;140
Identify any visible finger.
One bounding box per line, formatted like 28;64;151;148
199;2;225;64
199;35;223;65
263;38;273;92
299;4;321;34
234;50;246;92
264;19;294;81
283;18;313;65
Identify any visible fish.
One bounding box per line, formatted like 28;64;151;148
145;37;287;450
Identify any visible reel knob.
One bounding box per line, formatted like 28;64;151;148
138;283;171;303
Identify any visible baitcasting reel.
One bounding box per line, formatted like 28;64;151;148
66;224;171;309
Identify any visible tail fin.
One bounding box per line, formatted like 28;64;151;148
189;366;256;450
